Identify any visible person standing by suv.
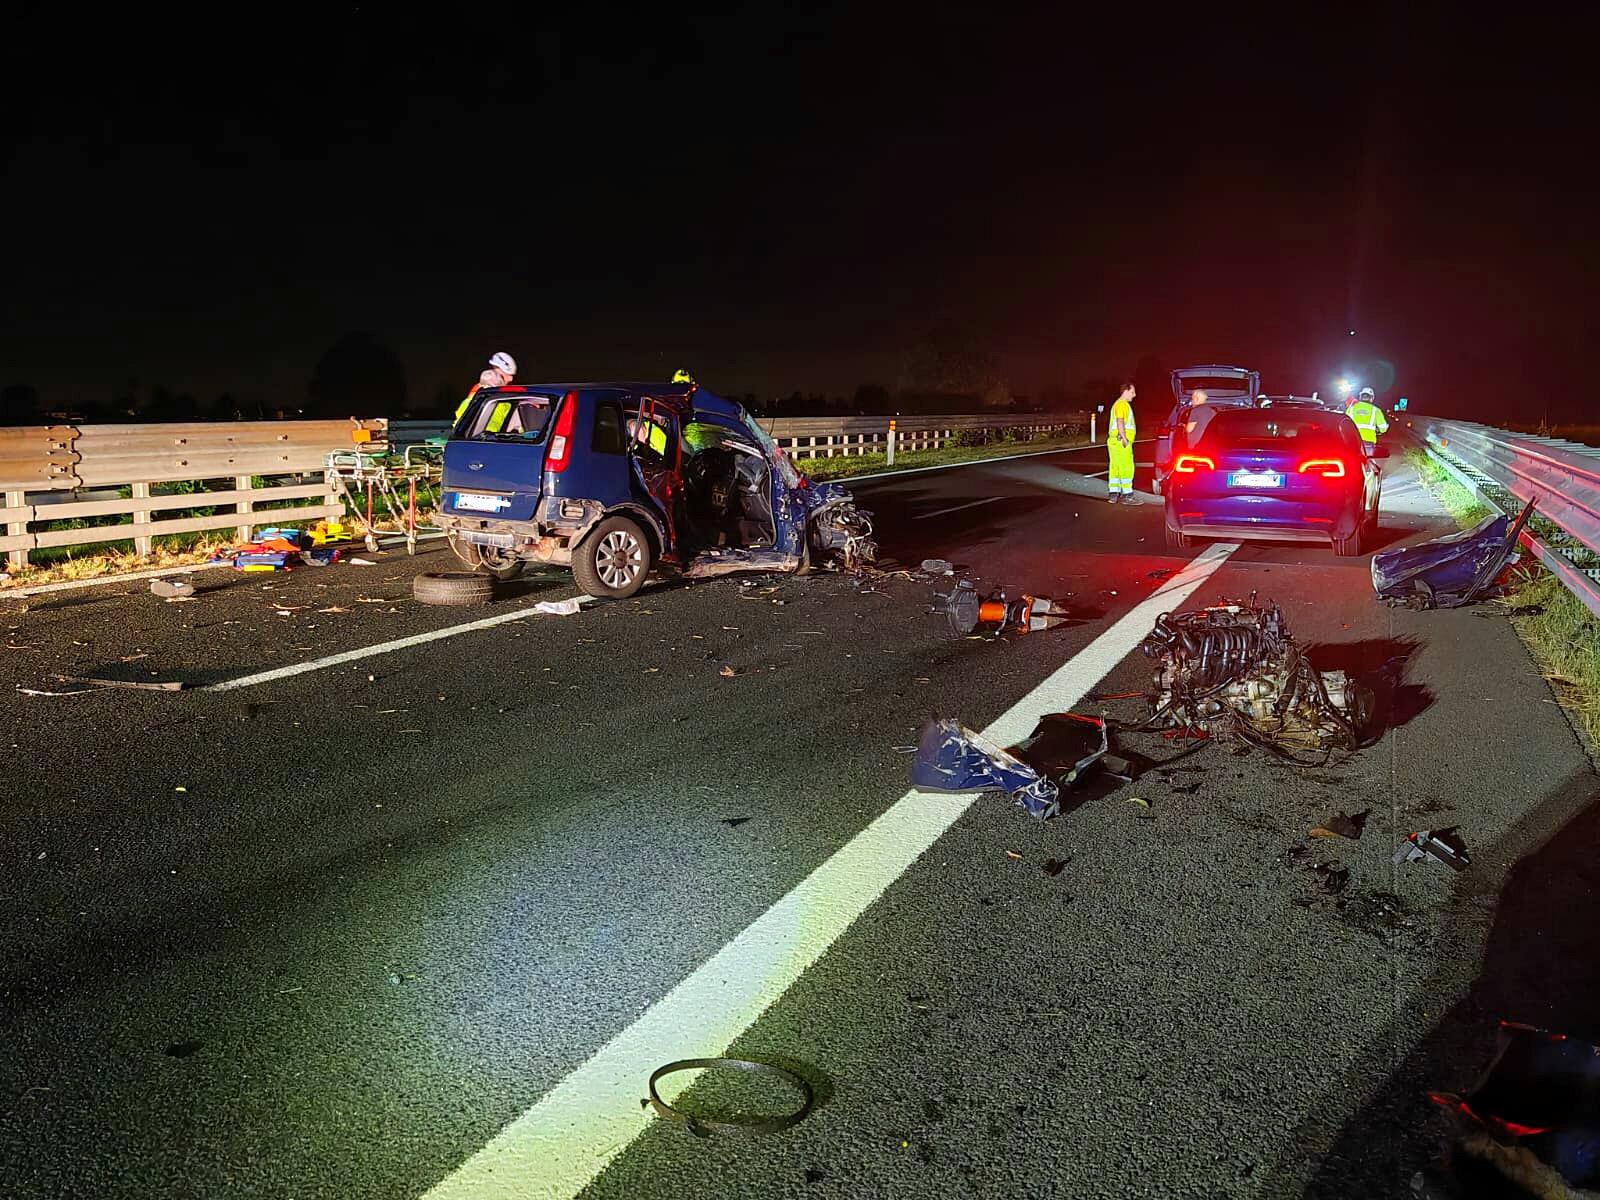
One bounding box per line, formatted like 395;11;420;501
1106;382;1139;504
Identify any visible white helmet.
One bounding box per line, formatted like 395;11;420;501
489;351;517;376
1359;386;1375;401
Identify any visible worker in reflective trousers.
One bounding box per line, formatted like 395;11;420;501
1107;382;1139;504
1345;386;1389;445
453;351;518;424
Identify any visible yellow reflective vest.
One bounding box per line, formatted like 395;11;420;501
1109;397;1136;439
1346;400;1388;443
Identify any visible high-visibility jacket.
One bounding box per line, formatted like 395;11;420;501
453;385;481;424
1346;400;1389;443
1109;397;1136;440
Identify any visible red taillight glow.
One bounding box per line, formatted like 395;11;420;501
1298;458;1346;477
1173;454;1215;473
546;391;579;472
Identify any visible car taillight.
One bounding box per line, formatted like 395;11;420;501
1297;458;1346;478
1173;454;1215;473
546;391;579;472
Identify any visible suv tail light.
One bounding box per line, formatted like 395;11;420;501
546;391;579;472
1297;458;1346;478
1173;454;1215;473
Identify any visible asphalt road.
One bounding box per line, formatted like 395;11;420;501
2;444;1595;1199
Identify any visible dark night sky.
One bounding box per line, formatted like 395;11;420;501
4;4;1597;421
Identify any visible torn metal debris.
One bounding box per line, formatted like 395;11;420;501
1372;499;1534;609
941;579;1072;637
1138;595;1371;759
912;719;1061;820
1393;829;1470;870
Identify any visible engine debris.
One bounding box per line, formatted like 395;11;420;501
1137;595;1371;760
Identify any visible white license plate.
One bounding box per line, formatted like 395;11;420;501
1228;471;1284;489
454;492;511;513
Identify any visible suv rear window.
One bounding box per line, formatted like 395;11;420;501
1174;375;1250;396
463;392;554;440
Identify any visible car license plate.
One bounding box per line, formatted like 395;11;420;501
453;492;511;513
1228;470;1284;489
459;530;516;549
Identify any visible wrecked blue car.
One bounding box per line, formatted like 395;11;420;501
434;382;876;598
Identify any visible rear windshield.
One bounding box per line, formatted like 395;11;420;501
462;391;556;440
1174;374;1250;397
1199;409;1353;447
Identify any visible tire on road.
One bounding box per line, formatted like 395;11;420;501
1334;524;1365;557
413;571;497;606
572;515;652;599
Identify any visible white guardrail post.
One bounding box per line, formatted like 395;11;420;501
886;419;896;466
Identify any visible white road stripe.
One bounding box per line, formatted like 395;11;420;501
419;540;1239;1200
203;599;585;692
912;496;1004;520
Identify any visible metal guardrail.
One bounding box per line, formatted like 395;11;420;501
380;412;1089;460
1421;418;1600;620
0;409;1087;571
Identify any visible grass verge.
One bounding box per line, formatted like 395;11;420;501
1407;444;1600;751
798;434;1090;481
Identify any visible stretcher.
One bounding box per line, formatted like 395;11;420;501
323;437;443;555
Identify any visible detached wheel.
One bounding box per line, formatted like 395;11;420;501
413;571;496;606
573;516;651;598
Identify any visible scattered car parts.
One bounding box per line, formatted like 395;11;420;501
942;580;1071;637
1393;829;1470;871
1138;595;1371;759
1372;499;1535;609
642;1058;815;1138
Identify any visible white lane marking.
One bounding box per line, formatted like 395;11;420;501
419;540;1239;1200
912;496;1005;520
203;597;587;692
843;438;1155;486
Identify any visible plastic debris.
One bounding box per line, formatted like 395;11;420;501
150;578;194;599
532;596;588;616
1311;863;1350;894
719;665;739;677
643;1057;815;1138
920;558;955;576
911;719;1060;820
1393;829;1471;870
349;557;378;566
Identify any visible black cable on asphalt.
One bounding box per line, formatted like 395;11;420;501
642;1058;815;1138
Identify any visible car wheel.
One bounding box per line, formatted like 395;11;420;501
1164;521;1191;550
413;571;497;606
1334;524;1365;557
573;515;651;598
477;546;526;582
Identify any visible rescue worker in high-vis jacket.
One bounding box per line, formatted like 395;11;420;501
453;351;518;424
1345;386;1389;444
671;368;695;385
1106;382;1139;504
